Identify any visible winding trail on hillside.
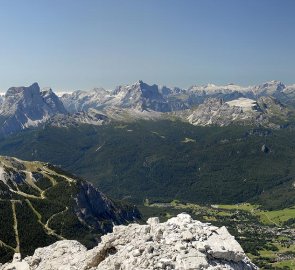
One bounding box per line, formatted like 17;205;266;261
41;169;58;186
25;199;65;240
11;201;20;253
45;206;69;229
0;160;77;252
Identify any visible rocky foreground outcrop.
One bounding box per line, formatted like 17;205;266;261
1;214;257;270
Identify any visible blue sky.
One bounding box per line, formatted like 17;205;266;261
0;0;294;91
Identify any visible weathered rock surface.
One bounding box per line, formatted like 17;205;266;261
0;83;67;136
187;97;289;128
1;213;257;270
46;108;110;127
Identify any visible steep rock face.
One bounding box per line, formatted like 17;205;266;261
41;88;67;114
1;214;257;270
0;83;67;136
111;80;170;112
0;156;140;263
74;180;139;232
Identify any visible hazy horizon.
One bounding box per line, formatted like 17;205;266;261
1;79;294;95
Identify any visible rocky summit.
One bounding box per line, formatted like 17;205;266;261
1;214;257;270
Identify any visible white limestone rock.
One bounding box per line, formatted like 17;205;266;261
1;214;257;270
1;253;30;270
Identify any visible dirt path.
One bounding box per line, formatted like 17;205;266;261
260;212;281;227
45;206;68;228
25;200;65;240
11;201;20;253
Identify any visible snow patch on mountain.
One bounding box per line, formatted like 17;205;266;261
189;83;251;94
226;98;258;112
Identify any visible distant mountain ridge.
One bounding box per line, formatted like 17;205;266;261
61;79;295;112
0;80;295;136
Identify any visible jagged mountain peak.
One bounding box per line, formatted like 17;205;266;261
113;80;155;93
135;79;144;85
109;81;167;111
41;87;54;95
253;80;286;97
0;83;67;136
261;80;285;86
5;82;40;98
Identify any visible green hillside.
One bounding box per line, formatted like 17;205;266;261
0;121;295;210
0;156;140;263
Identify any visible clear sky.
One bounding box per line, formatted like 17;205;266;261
0;0;294;91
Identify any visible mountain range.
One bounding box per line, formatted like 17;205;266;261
0;80;295;136
60;80;295;113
